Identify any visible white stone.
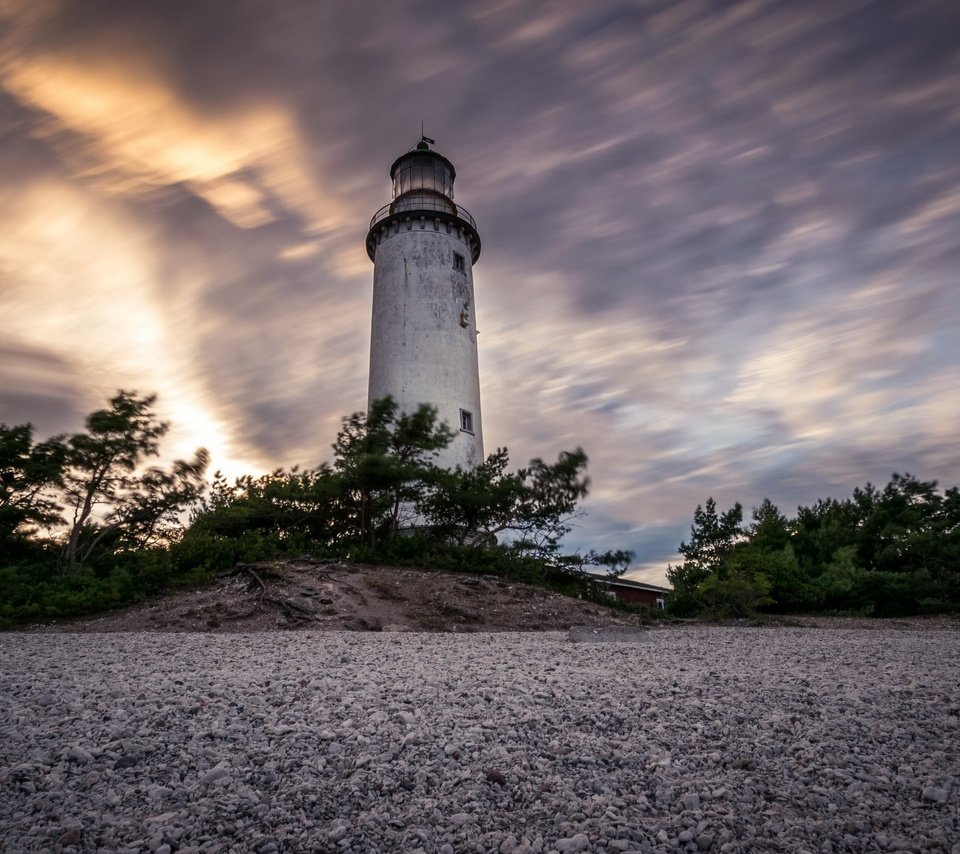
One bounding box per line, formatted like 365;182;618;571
555;834;589;852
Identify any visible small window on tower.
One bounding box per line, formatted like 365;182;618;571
453;252;465;273
459;409;474;434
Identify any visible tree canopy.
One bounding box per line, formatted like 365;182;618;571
186;397;601;568
667;474;960;618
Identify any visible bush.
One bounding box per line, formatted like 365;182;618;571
697;568;772;619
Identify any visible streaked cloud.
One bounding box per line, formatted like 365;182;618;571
4;51;342;231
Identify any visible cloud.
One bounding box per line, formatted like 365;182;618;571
3;51;343;232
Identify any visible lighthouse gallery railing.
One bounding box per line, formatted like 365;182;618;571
369;201;478;232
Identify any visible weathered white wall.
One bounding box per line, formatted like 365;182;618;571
368;218;483;472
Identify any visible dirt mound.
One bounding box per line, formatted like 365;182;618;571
25;559;650;633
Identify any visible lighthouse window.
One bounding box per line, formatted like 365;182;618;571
459;409;474;434
453;252;465;273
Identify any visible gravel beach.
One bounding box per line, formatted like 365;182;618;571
1;626;958;853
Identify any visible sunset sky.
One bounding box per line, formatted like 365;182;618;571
2;0;958;583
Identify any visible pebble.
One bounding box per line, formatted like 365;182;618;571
1;628;956;853
198;765;230;785
920;786;948;803
68;746;94;764
555;833;589;852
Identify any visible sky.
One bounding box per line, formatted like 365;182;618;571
1;0;958;584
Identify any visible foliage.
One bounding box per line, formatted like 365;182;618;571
188;467;340;545
24;389;960;626
56;392;208;568
696;562;772;619
679;498;744;571
419;446;590;558
666;498;744;616
185;401;595;571
0;550;210;630
667;474;960;618
0;391;210;626
0;423;66;542
1;392;613;627
332;397;453;546
558;548;635;578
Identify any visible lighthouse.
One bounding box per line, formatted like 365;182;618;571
366;138;484;471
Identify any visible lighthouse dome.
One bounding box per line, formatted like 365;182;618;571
389;146;457;216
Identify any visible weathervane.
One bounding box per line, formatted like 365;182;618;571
419;120;435;148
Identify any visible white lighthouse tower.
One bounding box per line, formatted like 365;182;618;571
366;138;484;471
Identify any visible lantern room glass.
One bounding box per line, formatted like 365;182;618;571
392;153;455;200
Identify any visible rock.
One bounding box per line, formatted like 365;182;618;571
6;619;960;854
67;746;93;764
567;626;650;643
382;624;414;632
147;785;172;801
58;824;82;846
500;834;519;853
555;833;590;852
921;786;948;804
199;764;231;785
328;823;350;841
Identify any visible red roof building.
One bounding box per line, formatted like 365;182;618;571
586;574;670;609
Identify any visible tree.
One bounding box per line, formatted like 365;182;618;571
859;474;944;574
333;397;453;546
419;448;524;545
697;555;773;618
75;450;210;565
667;498;744;615
739;499;811;610
60;391;207;568
749;498;790;552
679;498;745;572
189;465;340;545
514;448;591;557
937;486;960;604
420;446;590;558
791;497;859;578
0;424;66;543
